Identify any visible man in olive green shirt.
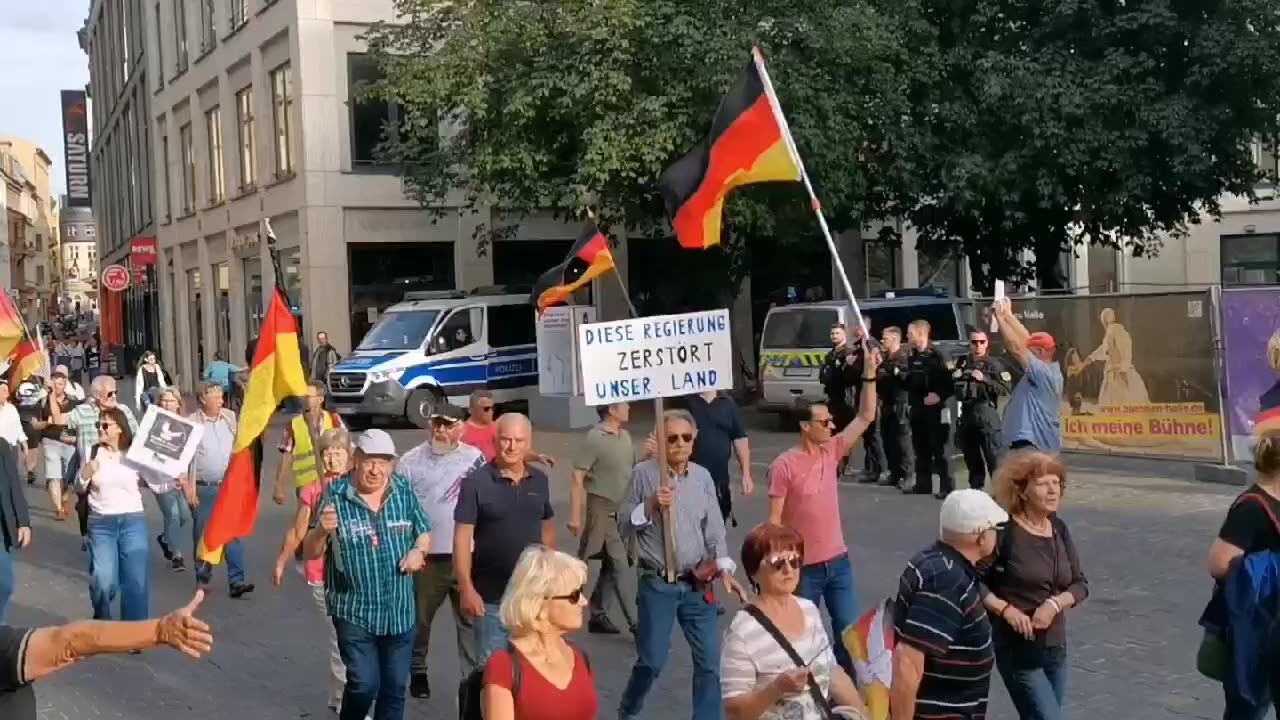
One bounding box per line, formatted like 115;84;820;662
568;402;640;635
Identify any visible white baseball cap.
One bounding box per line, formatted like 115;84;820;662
354;429;398;458
939;489;1009;536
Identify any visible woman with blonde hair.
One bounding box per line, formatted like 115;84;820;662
481;545;597;720
981;450;1088;720
151;388;191;572
272;426;352;714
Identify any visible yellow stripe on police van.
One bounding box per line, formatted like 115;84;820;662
761;351;825;369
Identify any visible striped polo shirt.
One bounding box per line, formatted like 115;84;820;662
316;473;432;636
893;542;994;720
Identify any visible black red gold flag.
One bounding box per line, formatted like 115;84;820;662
658;54;802;250
530;223;616;312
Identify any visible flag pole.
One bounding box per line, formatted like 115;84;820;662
751;47;869;339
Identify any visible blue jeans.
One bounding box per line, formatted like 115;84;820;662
333;618;414;720
191;484;245;585
797;553;859;676
473;602;509;668
619;574;722;720
154;490;191;558
0;545;13;623
994;634;1067;720
87;512;150;620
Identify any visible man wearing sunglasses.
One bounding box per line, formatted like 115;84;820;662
952;327;1011;492
768;341;882;679
618;409;747;720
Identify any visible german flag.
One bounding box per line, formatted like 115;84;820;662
658;49;802;250
6;339;42;392
0;292;24;360
530;223;616;312
198;287;308;564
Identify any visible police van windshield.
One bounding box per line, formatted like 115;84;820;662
863;304;962;341
762;308;840;349
357;310;440;351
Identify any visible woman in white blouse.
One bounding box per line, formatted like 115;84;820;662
78;406;152;621
721;524;868;720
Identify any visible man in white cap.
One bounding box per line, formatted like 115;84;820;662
303;429;431;720
891;489;1006;720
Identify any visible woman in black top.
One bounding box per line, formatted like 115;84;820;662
981;450;1089;720
1207;432;1280;720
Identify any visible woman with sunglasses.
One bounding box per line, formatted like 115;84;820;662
482;545;597;720
721;523;869;720
77;406;152;621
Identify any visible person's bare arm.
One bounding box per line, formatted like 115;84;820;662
994;299;1033;368
829;666;869;712
890;643;927;720
454;523;477;592
1208;539;1245;581
273;451;293;504
541;519;556;549
482;684;516;720
568;469;588;536
278;504;313;565
768;495;786;525
732;438;752;493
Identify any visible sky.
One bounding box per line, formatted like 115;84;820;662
0;3;92;199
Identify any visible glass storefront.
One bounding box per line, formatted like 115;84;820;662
277;247;303;316
242;256;263;339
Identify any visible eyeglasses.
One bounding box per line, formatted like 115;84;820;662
808;417;835;428
106;391;116;398
765;554;802;572
550;586;585;603
97;422;115;431
666;433;694;444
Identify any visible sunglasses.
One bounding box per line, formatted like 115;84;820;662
970;339;988;345
106;391;116;398
97;421;115;430
430;417;459;426
765;554;803;572
550;586;585;603
477;405;495;413
666;433;694;444
808;418;835;428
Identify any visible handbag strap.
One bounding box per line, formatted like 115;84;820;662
743;605;836;720
1235;492;1280;536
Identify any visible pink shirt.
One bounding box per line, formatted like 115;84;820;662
299;474;341;585
461;422;497;461
767;436;851;565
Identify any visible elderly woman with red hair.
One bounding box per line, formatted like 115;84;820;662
720;523;869;720
981;451;1089;720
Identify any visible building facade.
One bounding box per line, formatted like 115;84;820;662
140;0;628;389
81;0;160;373
0;138;60;322
58;203;98;314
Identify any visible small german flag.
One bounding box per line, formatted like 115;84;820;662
658;49;802;250
6;339;41;393
530;223;616;312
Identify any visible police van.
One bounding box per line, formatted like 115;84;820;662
758;288;974;419
327;287;537;428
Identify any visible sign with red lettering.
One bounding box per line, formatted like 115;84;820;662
129;236;157;265
101;264;130;292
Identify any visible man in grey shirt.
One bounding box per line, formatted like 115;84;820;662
617;409;746;720
186;383;254;598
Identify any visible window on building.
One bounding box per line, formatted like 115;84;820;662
179;122;195;214
199;0;215;53
229;0;247;31
68;226;77;238
153;2;164;87
1254;137;1279;184
86;226;96;237
348;53;403;166
1222;234;1280;285
36;266;45;286
35;234;42;252
236;86;256;189
270;63;296;176
173;0;188;73
206;106;225;203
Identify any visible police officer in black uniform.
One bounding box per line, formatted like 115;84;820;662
904;319;954;498
877;326;914;489
847;317;888;483
819;323;859;476
953;327;1012;490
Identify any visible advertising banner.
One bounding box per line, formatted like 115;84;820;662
1220;287;1280;460
1008;291;1223;462
59;90;91;208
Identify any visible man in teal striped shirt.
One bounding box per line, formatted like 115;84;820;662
304;429;431;720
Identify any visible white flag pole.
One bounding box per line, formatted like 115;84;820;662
752;46;869;340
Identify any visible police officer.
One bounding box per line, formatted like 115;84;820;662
953;327;1012;490
847;317;888;484
819;323;859;476
877;326;913;489
904;319;953;498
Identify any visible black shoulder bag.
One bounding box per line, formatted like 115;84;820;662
743;605;836;720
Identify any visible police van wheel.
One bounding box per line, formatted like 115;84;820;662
406;389;440;429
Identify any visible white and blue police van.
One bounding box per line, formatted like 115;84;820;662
327;287;538;428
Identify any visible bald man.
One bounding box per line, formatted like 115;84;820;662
452;413;556;669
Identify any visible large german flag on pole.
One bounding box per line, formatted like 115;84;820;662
198;286;308;564
530;223;616;312
6;338;42;392
658;50;802;250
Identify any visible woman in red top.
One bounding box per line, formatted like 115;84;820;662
483;545;597;720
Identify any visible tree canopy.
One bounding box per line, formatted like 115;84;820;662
364;0;1280;293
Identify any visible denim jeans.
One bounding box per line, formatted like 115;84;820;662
154;490;191;558
619;574;722;720
0;545;13;623
994;633;1067;720
797;552;859;676
87;512;150;621
191;484;245;586
333;618;414;720
473;602;509;667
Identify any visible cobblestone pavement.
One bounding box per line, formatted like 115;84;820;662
9;407;1243;719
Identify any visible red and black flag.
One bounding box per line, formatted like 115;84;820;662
658;49;802;250
6;339;41;393
530;223;616;312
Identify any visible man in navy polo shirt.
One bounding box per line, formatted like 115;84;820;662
453;413;555;668
682;390;752;526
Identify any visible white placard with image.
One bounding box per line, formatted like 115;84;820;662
126;406;205;478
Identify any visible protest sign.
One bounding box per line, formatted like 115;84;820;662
127;406;204;477
577;309;733;405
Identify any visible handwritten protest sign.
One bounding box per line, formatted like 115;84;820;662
577;309;733;406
